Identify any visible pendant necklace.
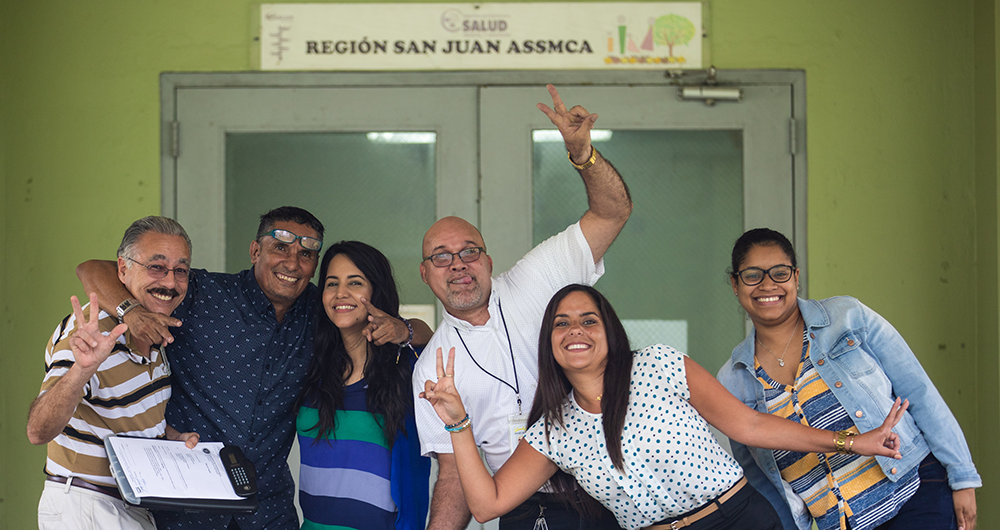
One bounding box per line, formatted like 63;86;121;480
756;315;800;367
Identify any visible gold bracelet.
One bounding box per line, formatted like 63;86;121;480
568;147;597;170
846;435;855;454
834;430;853;454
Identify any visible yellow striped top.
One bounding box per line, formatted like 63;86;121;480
755;334;918;530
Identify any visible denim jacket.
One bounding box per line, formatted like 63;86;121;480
717;296;981;530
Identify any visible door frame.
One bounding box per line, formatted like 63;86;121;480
160;69;808;290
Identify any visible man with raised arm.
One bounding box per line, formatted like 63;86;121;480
28;216;199;530
413;85;633;530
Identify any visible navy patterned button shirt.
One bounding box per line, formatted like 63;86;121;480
156;267;316;530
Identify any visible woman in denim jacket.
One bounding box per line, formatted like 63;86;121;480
717;229;980;530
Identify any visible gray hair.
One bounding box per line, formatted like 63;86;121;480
117;216;192;263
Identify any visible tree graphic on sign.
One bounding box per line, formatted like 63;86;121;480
653;14;695;58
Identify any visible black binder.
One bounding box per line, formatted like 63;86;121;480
105;435;258;513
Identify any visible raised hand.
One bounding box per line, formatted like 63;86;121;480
69;293;128;374
848;397;909;458
360;297;409;346
26;293;129;446
536;84;597;163
419;347;467;426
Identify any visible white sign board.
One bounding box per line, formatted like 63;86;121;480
260;3;703;71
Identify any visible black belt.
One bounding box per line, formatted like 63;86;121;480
46;475;123;500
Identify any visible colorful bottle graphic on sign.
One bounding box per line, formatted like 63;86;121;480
606;13;695;64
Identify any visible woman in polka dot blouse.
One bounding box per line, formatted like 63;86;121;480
420;284;909;530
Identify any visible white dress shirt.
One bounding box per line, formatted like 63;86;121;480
412;221;604;473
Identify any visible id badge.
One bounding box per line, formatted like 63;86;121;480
507;414;528;457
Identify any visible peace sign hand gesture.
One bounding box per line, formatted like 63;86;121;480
419;347;468;426
69;293;128;375
26;293;129;446
849;397;909;458
536;84;598;164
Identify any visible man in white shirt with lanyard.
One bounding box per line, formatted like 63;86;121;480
413;85;633;530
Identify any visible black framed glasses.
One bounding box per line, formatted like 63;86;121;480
423;247;485;268
736;264;795;286
266;229;323;251
126;257;190;281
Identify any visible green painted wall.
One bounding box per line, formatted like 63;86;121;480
974;0;1000;528
1;1;994;528
0;0;8;521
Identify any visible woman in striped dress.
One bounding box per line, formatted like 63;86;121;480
717;228;981;530
294;241;432;530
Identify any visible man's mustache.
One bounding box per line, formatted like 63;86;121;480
148;287;180;298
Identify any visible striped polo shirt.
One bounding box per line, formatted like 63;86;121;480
297;378;396;530
756;330;918;530
39;305;171;487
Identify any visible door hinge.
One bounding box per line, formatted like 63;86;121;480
169;121;180;158
789;119;798;155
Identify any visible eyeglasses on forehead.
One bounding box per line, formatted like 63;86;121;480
267;229;323;251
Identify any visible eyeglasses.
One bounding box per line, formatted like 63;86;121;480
422;247;485;268
126;257;190;281
266;229;323;251
736;264;795;286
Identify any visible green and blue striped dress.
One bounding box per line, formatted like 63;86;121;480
297;379;397;530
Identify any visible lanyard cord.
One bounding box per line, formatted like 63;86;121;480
454;299;522;414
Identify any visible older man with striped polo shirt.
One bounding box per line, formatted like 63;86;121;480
27;216;200;530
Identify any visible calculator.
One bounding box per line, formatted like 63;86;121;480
220;445;257;497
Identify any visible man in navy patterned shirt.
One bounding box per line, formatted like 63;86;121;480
77;206;324;530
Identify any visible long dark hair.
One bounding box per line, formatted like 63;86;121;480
296;241;413;446
527;284;633;517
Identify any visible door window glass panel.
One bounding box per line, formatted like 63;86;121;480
533;129;744;372
225;131;438;307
